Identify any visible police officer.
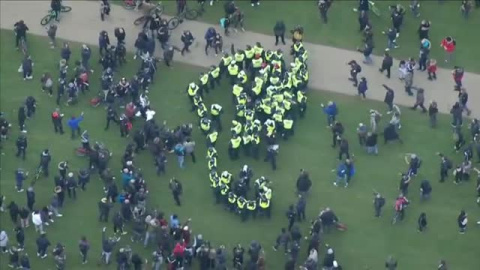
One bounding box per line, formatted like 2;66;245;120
199;72;210;95
209;65;221;90
227;191;237;212
264;144;279;170
169;178;183;206
282;116;294;140
39;149;52;177
207;130;218;147
210;103;223;131
227;61;239;85
15;134;27;160
105;106;118;130
237;196;247;221
258;195;271;218
229;134;242;160
51;108;64;134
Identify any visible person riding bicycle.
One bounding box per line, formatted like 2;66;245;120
81;130;91;152
13;20;29;50
51;0;62;22
394;194;409;221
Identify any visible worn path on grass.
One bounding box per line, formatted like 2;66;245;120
1;0;479;118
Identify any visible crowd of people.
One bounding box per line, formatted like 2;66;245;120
1;0;480;270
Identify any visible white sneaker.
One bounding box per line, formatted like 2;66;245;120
17;189;24;192
477;221;480;225
210;0;213;6
251;3;254;6
256;2;260;5
333;182;338;187
56;214;63;217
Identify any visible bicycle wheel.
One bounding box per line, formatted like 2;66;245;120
134;16;147;26
75;147;87;157
185;9;199;20
167;17;181;30
60;5;72;12
40;15;52;26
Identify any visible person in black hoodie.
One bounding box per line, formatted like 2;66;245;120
39;149;52;177
296;170;312;195
14;226;25;250
16;134;27;160
180;30;195;55
420;180;432;200
60;42;71;63
417;20;430;40
17;105;26;132
450;102;463;128
7;201;19;224
26;186;35;211
379;52;393;78
13;20;29;49
36;233;51;259
101;227;117;265
273;21;286;46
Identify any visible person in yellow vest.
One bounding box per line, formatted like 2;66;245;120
207;146;217;159
221;170;232;186
209;65;221;90
282;116;294;140
265;50;274;63
193;94;202;110
219;183;229;204
253;42;264;58
245;109;255;122
258;194;271;218
236;92;247;105
232;82;244;102
199;72;210;95
227;61;239;85
235;104;246;120
297;91;307;118
187;82;199;111
242;130;252;156
200;117;211;135
229;134;242;160
237;196;248;221
300;67;309;88
227;191;237;212
210;103;223;131
244;45;254;70
251;54;263;77
206;130;218;147
197;101;207;118
292;41;304;56
212;177;222;204
246;200;257;219
232;47;245;70
207;155;217;171
209;169;219;187
251;76;264;100
237;70;248;85
270;72;281;86
219;53;232;77
231;120;242;136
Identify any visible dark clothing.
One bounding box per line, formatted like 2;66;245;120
273;21;286;45
380;55;393;78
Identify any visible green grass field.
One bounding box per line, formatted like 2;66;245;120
154;0;480;73
0;30;479;270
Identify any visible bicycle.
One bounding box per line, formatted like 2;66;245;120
352;1;381;17
167;5;199;30
31;166;43;186
133;3;165;26
40;6;72;26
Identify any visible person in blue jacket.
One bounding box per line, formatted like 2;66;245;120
204;27;217;55
321;101;338;127
67;112;84;139
334;159;355;188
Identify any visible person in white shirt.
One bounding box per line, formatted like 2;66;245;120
32;211;44;234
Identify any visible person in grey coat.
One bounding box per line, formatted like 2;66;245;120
163;46;175;67
273;21;286;46
183;138;196;163
411;88;426;112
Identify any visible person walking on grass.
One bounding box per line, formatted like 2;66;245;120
411;88;426;113
418;212;427;232
457;210;468;234
441;36;456;63
79;236;90;264
67;112;84;139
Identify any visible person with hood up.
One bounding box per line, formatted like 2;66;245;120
321;101;338;127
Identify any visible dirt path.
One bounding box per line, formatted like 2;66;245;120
1;0;478;118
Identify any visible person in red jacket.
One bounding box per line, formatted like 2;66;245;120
452;66;464;91
440;36;456;63
427;59;437;81
173;241;186;268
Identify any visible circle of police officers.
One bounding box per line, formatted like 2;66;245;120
185;38;309;221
